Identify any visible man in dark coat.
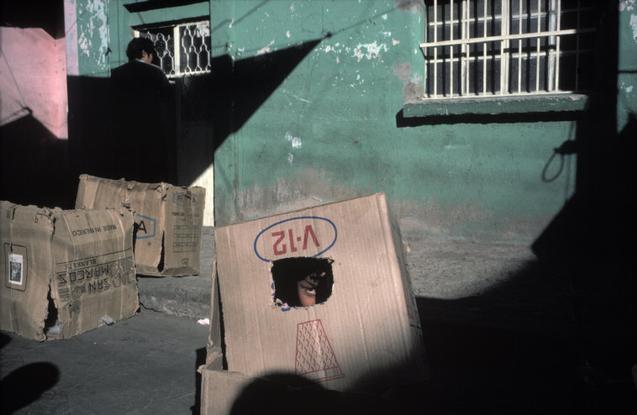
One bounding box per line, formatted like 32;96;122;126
111;37;173;183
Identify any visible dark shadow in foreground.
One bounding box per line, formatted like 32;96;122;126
0;362;60;414
216;251;636;415
229;372;390;415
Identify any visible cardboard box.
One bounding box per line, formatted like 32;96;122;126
211;193;426;401
0;201;138;340
75;174;205;277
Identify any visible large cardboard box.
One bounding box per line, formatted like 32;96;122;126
75;174;205;277
203;193;426;413
0;202;138;340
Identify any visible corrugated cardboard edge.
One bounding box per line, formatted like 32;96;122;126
215;193;389;233
205;260;223;365
74;175;98;209
199;352;250;415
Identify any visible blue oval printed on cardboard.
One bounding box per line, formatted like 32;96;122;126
253;216;337;262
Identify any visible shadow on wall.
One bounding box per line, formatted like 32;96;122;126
530;0;636;394
66;39;323;192
1;38;323;214
0;112;75;208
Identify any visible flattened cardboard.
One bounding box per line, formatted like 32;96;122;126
214;193;426;394
75;174;205;276
0;201;138;340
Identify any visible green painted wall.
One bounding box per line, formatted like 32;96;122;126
73;0;210;75
75;0;111;76
210;0;574;243
70;0;634;299
618;0;637;130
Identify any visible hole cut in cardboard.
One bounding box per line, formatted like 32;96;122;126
43;287;61;339
271;257;334;308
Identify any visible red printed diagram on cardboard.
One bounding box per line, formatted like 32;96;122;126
295;319;344;382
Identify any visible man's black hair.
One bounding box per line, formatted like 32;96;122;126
126;37;157;61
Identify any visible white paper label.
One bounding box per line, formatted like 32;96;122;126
8;253;23;285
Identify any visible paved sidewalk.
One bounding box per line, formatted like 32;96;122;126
1;311;209;415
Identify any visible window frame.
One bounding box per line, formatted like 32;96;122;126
419;0;597;101
133;18;212;78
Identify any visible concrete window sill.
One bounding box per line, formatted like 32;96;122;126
401;94;589;120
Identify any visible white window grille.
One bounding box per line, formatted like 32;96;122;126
133;20;211;78
421;0;596;99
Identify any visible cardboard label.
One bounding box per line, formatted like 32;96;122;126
253;216;338;262
4;244;27;291
9;253;24;285
171;222;200;254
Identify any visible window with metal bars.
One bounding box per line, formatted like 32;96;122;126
133;19;211;78
421;0;597;99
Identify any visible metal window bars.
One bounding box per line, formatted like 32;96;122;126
421;0;596;99
134;20;212;78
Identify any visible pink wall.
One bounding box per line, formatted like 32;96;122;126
0;27;68;138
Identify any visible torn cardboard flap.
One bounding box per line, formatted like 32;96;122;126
0;201;139;340
213;193;426;395
75;174;205;277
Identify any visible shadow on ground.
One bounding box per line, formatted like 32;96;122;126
0;361;60;414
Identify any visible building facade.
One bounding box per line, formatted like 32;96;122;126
66;0;636;322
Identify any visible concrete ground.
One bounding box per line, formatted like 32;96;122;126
2;227;636;414
1;311;208;415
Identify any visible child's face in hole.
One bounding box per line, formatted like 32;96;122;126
296;272;325;307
